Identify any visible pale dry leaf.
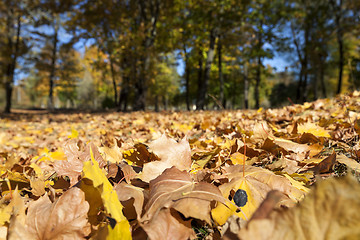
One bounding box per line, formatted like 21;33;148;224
53;141;105;186
238;174;360;240
80;143;106;168
24;187;90;240
148;134;192;171
114;182;144;220
337;154;360;173
141;166;227;224
53;139;84;186
140;161;174;183
141;208;195;240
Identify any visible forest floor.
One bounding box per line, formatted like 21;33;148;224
1;91;360;239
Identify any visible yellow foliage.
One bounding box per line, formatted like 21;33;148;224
82;148;131;240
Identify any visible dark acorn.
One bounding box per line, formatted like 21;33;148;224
233;189;248;207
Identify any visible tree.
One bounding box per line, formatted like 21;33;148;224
31;0;75;110
0;0;28;113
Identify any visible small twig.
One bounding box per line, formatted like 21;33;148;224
208;94;224;110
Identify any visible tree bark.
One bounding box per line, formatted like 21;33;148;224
109;54;118;106
48;18;59;111
183;44;190;111
4;14;21;113
196;48;203;109
244;65;249;109
197;28;218;110
218;34;224;108
255;22;263;109
336;28;344;94
4;14;14;114
319;58;327;98
330;0;344;94
301;22;310;103
133;0;159;111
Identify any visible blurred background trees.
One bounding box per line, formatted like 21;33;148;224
1;0;360;112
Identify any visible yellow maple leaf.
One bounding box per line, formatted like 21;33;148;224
82;148;131;240
68;127;79;139
297;122;331;138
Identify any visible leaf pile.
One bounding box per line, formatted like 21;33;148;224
1;91;360;239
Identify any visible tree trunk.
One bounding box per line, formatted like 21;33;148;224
4;14;21;113
331;0;344;94
197;28;218;110
218;34;224;108
183;45;190;111
48;20;59;111
119;75;129;112
196;48;203;109
244;65;249;109
134;0;159;111
336;30;344;94
320;58;327;98
255;23;263;109
154;94;159;112
109;54;118;106
301;22;310;103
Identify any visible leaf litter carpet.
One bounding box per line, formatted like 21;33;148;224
1;91;360;239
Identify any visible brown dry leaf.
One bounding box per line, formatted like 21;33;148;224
312;152;336;174
273;138;310;154
238;174;360;240
148;134;192;171
141;166;227;225
141;208;195;240
212;165;304;224
251;122;272;143
53;141;105;186
30;177;46;196
140;161;174;183
81;143;106;168
20;187;90;240
337;154;360;173
114;182;144;220
53;139;84;186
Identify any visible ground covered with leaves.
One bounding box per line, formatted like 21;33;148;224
1;92;360;240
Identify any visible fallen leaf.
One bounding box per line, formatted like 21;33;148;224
81;148;131;239
238;174;360;239
312;152;336;174
21;188;90;239
148;134;192;171
211;165;305;225
114;182;144;220
53;139;84;186
337;154;360;173
141;208;195;240
141;167;228;225
297;122;331;138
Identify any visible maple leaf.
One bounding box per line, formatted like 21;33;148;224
238;174;360;239
114;182;144;220
141;166;228;225
297;122;331;138
53;140;105;186
53;139;84;186
211;165;305;225
10;188;90;240
140;134;192;182
81;148;131;239
148;134;192;170
141;208;195;240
